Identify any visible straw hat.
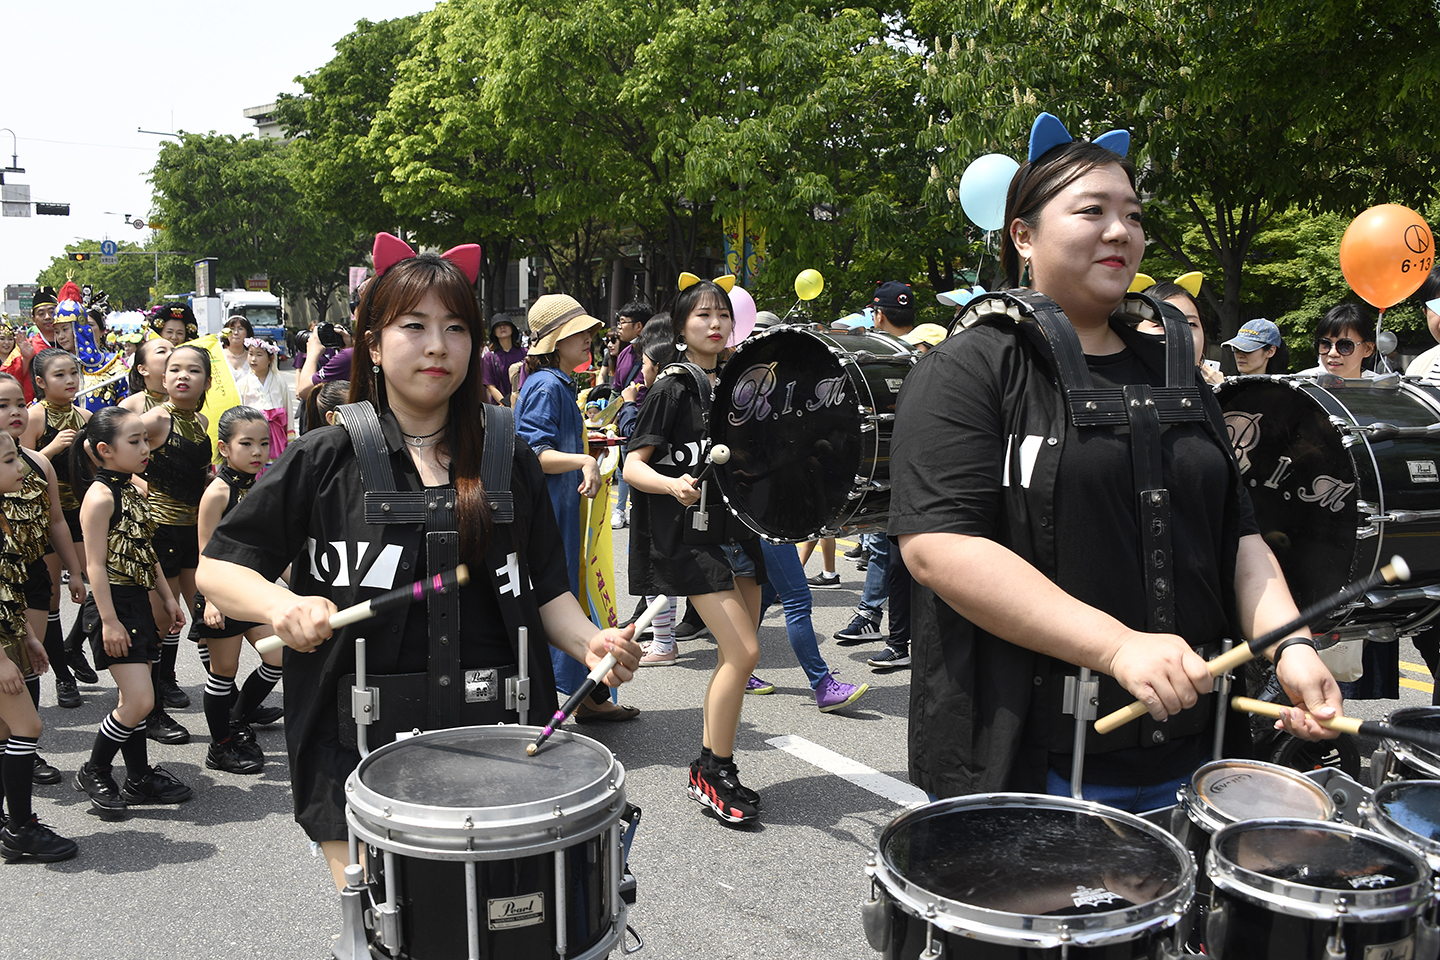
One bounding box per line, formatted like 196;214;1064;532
527;295;602;354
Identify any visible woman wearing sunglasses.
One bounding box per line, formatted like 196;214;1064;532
1298;303;1377;379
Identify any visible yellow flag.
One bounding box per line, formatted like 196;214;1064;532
187;334;241;464
579;449;620;629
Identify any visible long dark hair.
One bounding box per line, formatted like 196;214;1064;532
1002;140;1138;288
350;254;491;561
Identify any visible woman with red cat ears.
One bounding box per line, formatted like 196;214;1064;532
197;234;642;890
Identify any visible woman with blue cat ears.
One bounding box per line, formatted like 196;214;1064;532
889;113;1341;810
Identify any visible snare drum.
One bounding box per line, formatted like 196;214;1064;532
345;726;628;960
1373;707;1440;785
1205;818;1438;960
1217;376;1440;633
863;794;1194;958
1362;780;1440;870
712;325;917;541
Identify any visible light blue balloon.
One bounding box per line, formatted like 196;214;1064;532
959;153;1021;231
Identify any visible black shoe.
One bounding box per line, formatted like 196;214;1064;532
867;645;912;670
74;762;126;813
843;543;866;560
691;760;760;824
206;739;263;775
674;620;711;642
0;815;78;863
146;708;191;744
158;675;190;709
121;765;193;804
31;755;61;786
67;649;99;686
835;613;883;643
228;723;265;761
240;704;284;726
55;679;82;709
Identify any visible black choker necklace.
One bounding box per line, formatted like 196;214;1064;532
400;423;447;448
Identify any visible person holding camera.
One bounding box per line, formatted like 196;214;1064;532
295;316;355;408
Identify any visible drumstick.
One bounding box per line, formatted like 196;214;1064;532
251;565;471;655
1233;697;1440;754
527;595;670;757
695;444;731;484
1093;556;1409;735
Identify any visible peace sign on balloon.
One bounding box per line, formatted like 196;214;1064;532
1339;204;1434;310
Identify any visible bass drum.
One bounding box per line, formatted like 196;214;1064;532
712;325;918;542
1217;376;1440;633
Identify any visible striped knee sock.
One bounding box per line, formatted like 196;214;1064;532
204;673;237;742
90;712;136;770
3;736;39;822
233;662;282;722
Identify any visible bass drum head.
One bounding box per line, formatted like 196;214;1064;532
712;328;864;541
1217;378;1362;615
876;794;1193;949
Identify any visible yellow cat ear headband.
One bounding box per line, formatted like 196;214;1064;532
678;272;736;293
1129;272;1203;296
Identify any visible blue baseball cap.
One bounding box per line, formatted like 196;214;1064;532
1426;298;1440;316
1223;318;1282;352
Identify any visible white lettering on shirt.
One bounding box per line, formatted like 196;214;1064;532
1002;434;1044;489
496;552;522;597
306;538;404;591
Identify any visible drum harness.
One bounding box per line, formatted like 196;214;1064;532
962;291;1236;790
337;400;530;750
334;402;645;960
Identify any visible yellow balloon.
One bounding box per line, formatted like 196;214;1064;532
795;269;824;301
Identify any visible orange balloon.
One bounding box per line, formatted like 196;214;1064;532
1339;204;1435;309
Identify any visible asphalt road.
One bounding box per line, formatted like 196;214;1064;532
0;524;1433;960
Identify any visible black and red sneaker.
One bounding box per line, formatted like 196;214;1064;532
692;760;760;824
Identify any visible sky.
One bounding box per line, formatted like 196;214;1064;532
0;0;436;293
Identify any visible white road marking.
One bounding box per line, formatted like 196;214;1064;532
766;735;929;808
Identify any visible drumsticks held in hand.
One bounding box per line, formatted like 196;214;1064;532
527;595;671;758
1233;696;1440;754
1093;556;1410;736
252;565;471;655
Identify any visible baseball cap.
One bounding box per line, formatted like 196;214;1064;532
871;281;913;310
1426;298;1440;316
1222;318;1282;352
902;323;948;348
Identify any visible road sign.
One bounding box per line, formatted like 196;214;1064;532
100;240;117;257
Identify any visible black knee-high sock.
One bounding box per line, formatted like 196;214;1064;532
90;713;135;769
46;612;74;684
233;662;282;721
159;632;180;682
196;642;212;676
24;674;40;710
119;729;150;781
204;673;236;742
150;664;165;714
3;736;38;822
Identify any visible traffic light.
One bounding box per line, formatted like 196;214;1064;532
68;252;93;261
35;202;69;216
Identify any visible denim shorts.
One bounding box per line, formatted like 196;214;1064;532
719;542;756;579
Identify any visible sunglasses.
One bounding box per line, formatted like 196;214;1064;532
1316;337;1357;356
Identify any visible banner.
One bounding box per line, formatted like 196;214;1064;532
188;333;242;464
723;211;767;286
579;448;621;629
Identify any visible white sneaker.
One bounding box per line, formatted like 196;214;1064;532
611;512;627;529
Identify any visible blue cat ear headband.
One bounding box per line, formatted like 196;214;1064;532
1028;112;1130;162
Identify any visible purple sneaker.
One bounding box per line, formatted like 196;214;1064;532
816;672;868;713
745;674;775;695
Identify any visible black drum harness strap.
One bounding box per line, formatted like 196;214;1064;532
959;291;1220;767
337;401;516;732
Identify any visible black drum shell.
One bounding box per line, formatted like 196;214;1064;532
712;325;917;542
1217;376;1440;632
1375;707;1440;786
879;903;1183;959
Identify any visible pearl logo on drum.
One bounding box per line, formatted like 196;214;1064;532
487;892;546;930
1349;873;1396;889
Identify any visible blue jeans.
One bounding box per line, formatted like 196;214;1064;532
1044;767;1189;814
758;542;830;690
613;473;630;517
859;533;889;621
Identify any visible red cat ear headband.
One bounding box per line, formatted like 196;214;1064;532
372;232;482;284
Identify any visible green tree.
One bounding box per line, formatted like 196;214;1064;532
913;0;1439;339
148;133;365;321
34;240;179;310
